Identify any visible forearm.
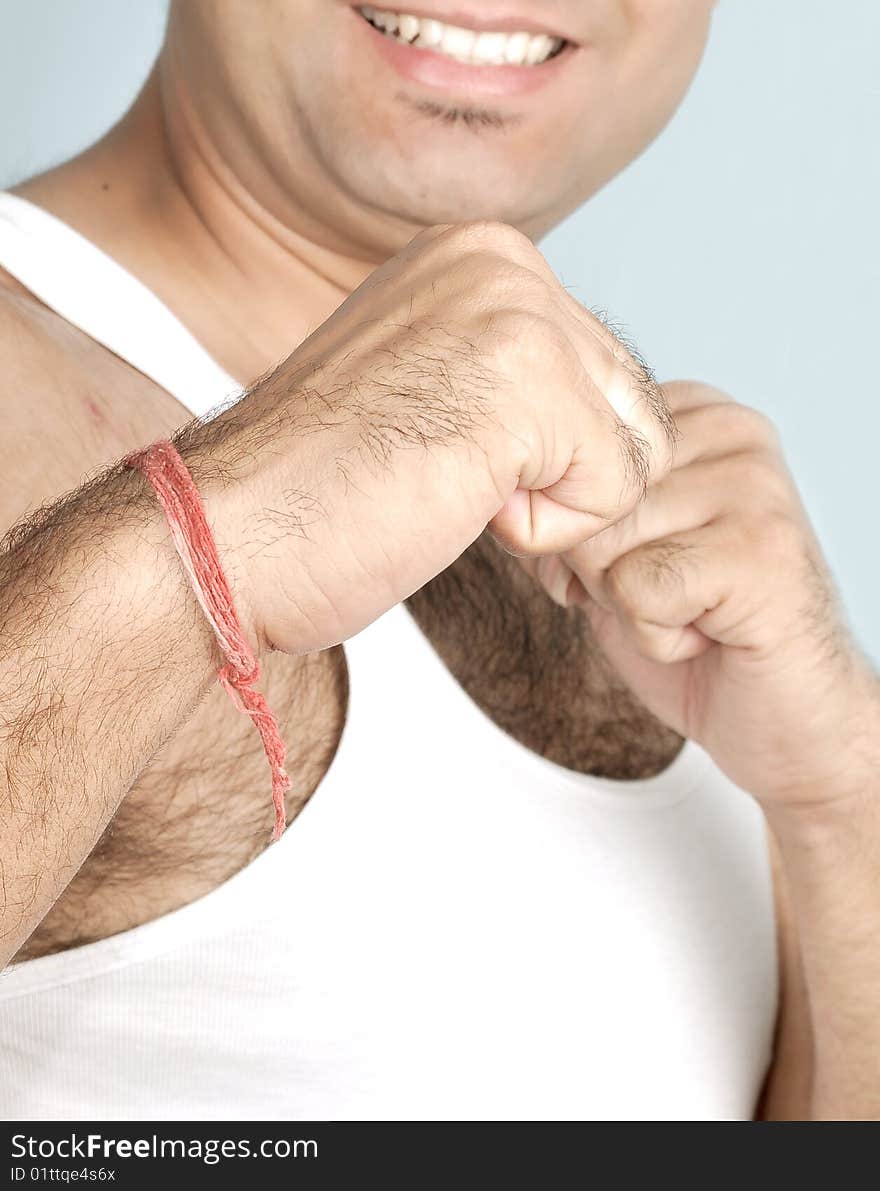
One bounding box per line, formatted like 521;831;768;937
0;453;237;964
765;676;880;1119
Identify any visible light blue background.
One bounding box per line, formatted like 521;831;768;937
1;1;877;661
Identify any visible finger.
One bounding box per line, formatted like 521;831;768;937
568;523;744;661
552;296;679;471
658;379;735;414
525;552;580;607
577;592;704;718
489;360;673;557
563;453;759;598
583;593;713;665
657;390;781;470
551;306;677;499
488;477;626;558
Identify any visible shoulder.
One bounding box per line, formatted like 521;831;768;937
0;272;176;527
0;267;111;399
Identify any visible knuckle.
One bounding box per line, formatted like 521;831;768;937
739;510;802;564
484;307;541;357
662;379;736;412
529;310;576;356
488;261;555;308
614;419;654;503
709;401;780;450
586;318;674;450
738;404;780;447
608;363;679;472
631;379;679;473
731;450;791;506
759;511;804;558
609;539;689;609
451;219;537;258
443;221;553;283
489;308;574;374
648;380;680;449
443;251;552;316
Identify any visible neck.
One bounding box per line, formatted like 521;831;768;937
14;67;383;386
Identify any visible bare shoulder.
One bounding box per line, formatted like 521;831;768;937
0;270;184;529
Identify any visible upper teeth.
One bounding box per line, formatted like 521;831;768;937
359;7;564;66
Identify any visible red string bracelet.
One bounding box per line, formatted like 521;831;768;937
125;439;291;842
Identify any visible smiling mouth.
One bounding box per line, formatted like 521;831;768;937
356;6;568;67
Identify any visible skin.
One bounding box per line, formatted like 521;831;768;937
0;0;877;1117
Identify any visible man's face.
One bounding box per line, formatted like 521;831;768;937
168;1;715;245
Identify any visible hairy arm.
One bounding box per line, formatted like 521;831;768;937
0;453;245;964
0;219;680;969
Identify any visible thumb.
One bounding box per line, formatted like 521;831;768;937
488;488;611;557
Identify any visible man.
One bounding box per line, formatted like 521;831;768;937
0;0;876;1120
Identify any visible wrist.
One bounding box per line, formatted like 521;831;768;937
762;673;880;849
128;434;295;840
173;391;351;659
172;432;269;660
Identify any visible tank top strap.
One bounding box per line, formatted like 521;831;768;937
0;191;239;417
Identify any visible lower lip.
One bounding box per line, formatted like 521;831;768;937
354;13;574;98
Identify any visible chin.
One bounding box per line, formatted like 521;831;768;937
325;115;575;235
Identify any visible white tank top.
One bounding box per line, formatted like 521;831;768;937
0;192;778;1121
